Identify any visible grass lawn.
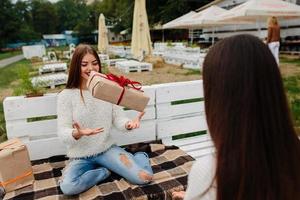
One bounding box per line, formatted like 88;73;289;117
0;50;22;60
0;59;32;89
280;56;300;66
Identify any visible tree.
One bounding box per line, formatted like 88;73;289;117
0;0;19;48
56;0;89;32
15;1;40;42
31;0;58;34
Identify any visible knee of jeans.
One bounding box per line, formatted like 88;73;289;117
133;170;153;185
119;153;132;168
59;180;82;195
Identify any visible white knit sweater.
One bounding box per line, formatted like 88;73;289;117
184;153;217;200
57;89;130;158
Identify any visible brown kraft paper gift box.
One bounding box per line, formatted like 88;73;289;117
0;138;34;192
87;72;150;112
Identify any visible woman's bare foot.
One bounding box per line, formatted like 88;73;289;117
172;191;185;200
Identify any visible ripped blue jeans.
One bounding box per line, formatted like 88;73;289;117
59;145;153;195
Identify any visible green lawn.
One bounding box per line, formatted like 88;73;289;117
280;56;300;66
0;50;22;60
0;59;32;90
283;75;300;130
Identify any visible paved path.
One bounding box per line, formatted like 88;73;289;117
0;54;24;68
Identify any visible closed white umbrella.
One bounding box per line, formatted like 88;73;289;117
98;13;109;53
131;0;153;60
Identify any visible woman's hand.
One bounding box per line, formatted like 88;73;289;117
125;111;145;130
172;191;185;200
72;122;104;139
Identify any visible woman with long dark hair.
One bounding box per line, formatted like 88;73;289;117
173;34;300;200
57;44;153;195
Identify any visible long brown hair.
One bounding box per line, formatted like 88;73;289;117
203;34;300;200
268;16;279;27
66;44;101;89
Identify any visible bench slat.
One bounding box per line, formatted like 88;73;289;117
187;148;216;160
180;140;214;153
4;94;57;120
156;80;203;103
6;119;57;138
157;115;207;139
156;101;204;119
163;134;211;147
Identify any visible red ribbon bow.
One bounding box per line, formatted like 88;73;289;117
105;73;142;91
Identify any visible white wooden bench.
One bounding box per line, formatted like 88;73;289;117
31;72;68;89
3;80;214;161
109;58;127;66
39;62;67;74
115;60;153;73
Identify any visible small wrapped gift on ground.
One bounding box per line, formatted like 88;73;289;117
87;72;150;112
0;138;34;192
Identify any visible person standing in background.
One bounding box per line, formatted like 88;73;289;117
267;16;280;65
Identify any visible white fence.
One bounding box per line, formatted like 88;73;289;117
3;80;214;160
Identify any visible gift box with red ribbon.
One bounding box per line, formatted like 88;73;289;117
0;138;34;192
87;72;150;112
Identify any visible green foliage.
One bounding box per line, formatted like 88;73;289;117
283;75;300;127
31;0;58;34
13;67;44;96
0;102;7;143
0;0;22;48
0;0;213;48
166;40;174;47
56;0;91;33
101;62;109;74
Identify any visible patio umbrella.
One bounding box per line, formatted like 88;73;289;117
175;6;250;44
162;11;197;29
131;0;153;60
98;13;109;53
219;0;300;21
217;0;300;37
175;6;232;29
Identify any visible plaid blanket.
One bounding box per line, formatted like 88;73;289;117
3;141;194;200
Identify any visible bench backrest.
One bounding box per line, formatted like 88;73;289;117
4;80;213;160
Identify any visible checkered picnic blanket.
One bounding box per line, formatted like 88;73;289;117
3;141;194;200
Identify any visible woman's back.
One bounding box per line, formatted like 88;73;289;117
267;25;280;43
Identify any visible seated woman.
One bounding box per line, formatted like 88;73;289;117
173;34;300;200
57;44;153;195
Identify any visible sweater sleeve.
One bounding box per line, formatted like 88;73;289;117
112;104;130;131
57;91;78;146
184;154;216;200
